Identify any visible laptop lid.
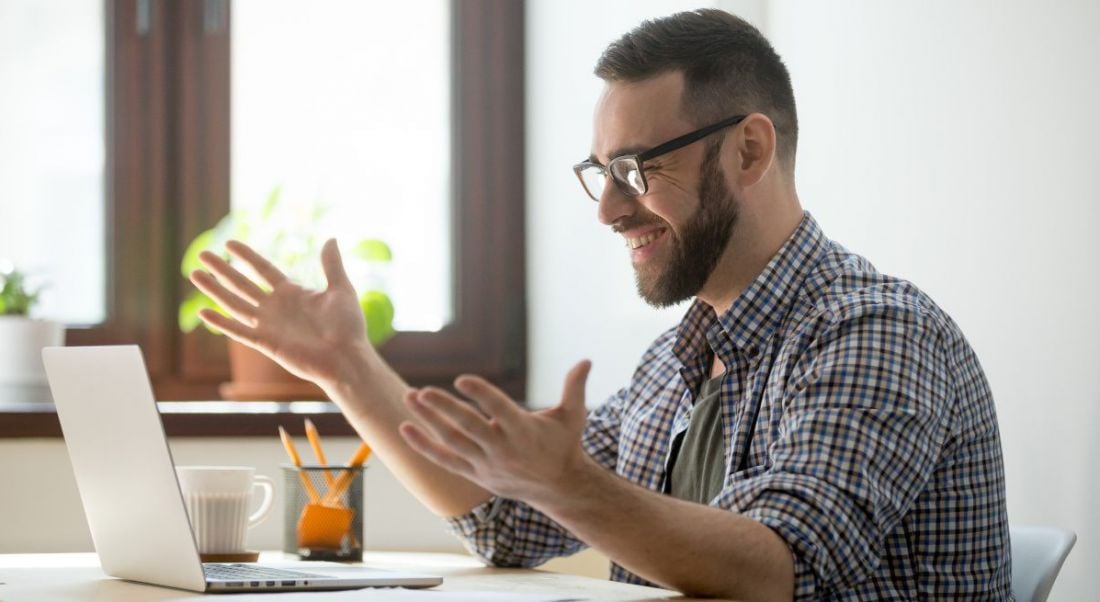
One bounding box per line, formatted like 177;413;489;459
43;345;442;593
44;345;209;592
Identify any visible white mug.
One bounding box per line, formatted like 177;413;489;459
176;466;274;554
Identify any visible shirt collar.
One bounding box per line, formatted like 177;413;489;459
673;212;828;370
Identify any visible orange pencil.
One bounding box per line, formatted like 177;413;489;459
346;442;372;467
322;442;372;506
303;419;336;488
279;426;322;504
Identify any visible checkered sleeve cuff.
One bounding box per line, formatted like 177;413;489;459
741;504;822;600
443;495;587;568
713;472;888;598
442;496;509;563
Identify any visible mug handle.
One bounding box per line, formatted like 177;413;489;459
248;475;275;528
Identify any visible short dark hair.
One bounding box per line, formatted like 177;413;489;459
595;9;798;170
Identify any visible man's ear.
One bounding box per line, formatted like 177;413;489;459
731;112;777;188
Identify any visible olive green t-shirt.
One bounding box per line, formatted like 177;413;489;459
666;372;727;504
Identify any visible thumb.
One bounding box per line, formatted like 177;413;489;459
321;239;353;291
558;359;592;417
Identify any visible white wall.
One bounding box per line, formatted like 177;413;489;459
528;0;1100;600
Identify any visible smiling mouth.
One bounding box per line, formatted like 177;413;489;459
625;228;667;250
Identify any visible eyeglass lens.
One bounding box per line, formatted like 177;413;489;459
610;158;645;196
578;166;608;201
578;158;646;201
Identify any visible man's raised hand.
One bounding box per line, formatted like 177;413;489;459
189;238;373;388
398;360;593;504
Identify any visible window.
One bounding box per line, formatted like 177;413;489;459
7;0;525;412
0;1;107;325
231;1;453;332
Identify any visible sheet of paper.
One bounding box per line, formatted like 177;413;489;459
167;588;583;602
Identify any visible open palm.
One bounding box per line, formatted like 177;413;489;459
399;360;593;503
190;238;370;385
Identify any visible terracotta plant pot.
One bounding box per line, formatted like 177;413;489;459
218;339;327;401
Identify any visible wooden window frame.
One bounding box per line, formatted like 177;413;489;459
3;0;525;437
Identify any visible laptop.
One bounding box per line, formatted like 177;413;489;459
42;345;443;593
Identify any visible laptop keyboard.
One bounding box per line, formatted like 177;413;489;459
204;563;328;581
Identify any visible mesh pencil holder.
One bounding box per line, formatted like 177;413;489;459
282;464;365;561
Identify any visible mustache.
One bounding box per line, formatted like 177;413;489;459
612;214;669;234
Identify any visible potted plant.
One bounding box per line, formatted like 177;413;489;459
0;267;65;403
179;187;395;400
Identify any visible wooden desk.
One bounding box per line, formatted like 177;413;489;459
0;551;710;601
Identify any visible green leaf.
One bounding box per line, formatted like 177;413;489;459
353;239;393;263
178;291;227;334
229;211;252;241
0;270;35;316
180;228;216;277
261;186;282;220
359;290;395;346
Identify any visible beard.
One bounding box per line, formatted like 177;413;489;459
633;141;740;308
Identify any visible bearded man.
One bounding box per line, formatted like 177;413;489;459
192;9;1012;600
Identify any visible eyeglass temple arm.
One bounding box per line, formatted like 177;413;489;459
637;114;747;162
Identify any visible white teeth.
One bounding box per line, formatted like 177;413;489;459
625;229;664;250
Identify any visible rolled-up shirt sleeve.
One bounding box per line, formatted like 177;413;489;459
443;388;627;567
712;304;952;598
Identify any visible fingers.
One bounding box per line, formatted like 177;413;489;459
399;422;476;476
197;251;267;304
414;388;495;439
197;308;261;347
189;270;257;326
559;360;592;415
404;388;490;457
321;239;353;292
454;376;522;424
225;240;289;289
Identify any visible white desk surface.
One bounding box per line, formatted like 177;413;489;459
0;551;717;601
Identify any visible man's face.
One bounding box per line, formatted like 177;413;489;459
590;72;739;307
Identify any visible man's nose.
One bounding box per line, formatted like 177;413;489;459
596;183;635;226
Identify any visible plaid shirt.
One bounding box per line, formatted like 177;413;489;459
447;213;1013;600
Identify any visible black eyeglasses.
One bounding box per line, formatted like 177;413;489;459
572;114;746;202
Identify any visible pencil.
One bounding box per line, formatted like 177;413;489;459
322;442;372;506
279;426;322;504
303;418;336;488
346;442;372;468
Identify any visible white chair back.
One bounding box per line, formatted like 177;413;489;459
1011;526;1076;602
